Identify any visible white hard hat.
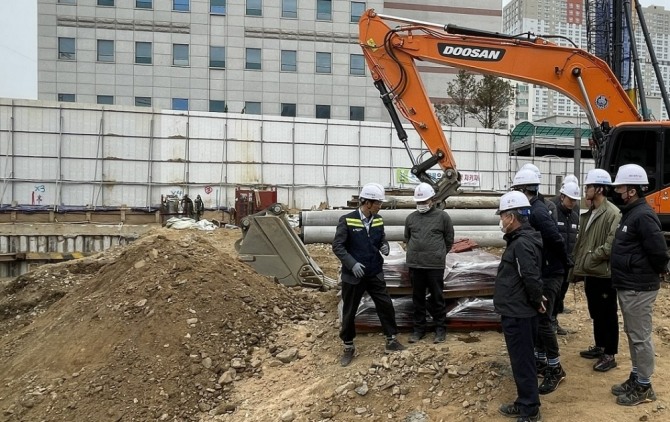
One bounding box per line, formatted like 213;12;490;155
413;183;436;202
511;168;541;188
497;191;531;214
559;181;581;200
611;164;649;186
583;169;612;185
521;163;542;181
562;174;579;186
359;183;386;201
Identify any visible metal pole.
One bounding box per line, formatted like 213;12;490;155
573;127;581;178
623;0;650;120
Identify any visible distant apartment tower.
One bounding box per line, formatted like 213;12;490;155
38;0;501;121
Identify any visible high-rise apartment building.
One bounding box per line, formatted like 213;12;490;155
38;0;501;121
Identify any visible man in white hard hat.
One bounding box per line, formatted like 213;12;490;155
333;183;405;366
494;191;545;422
550;173;579;209
551;181;581;336
610;164;669;406
570;169;621;373
404;182;454;344
511;168;569;395
520;163;558;220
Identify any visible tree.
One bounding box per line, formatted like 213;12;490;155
467;75;515;129
434;70;476;126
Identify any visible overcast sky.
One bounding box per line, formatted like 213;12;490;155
1;0;670;100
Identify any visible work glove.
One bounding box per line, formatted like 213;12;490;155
352;262;366;278
379;243;389;256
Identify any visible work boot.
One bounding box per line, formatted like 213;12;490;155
555;324;568;336
408;331;425;343
385;337;406;353
539;364;566;394
434;328;446;344
516;409;542;422
498;403;521;418
593;354;617;372
340;346;355;367
579;345;604;359
616;382;657;406
611;372;638;396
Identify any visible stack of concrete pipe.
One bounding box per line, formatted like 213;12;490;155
300;208;505;247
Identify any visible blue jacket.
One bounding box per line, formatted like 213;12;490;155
332;209;388;285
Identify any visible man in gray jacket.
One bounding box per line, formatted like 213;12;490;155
404;183;454;343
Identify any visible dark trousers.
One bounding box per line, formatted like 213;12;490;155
502;315;540;417
536;275;562;359
553;272;570;317
409;268;447;332
339;275;398;343
585;276;619;355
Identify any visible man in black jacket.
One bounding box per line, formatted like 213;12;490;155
511;168;569;395
495;191;545;422
610;164;669;406
333;183;405;367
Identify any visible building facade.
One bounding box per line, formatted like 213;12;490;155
38;0;502;122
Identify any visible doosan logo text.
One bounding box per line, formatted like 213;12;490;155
438;44;506;61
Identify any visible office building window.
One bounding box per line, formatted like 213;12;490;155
350;54;365;75
246;0;262;16
97;40;114;62
282;0;297;18
246;48;261;70
136;0;152;8
350;106;364;121
211;0;226;14
58;93;75;102
281;50;297;72
135;97;152;107
315;52;331;73
210;100;227;112
97;95;114;105
244;101;261;114
316;105;331;119
316;0;331;20
173;0;189;11
97;0;114;6
210;46;225;68
58;37;75;60
281;103;296;117
351;2;365;23
172;98;189;110
135;42;152;64
173;44;189;66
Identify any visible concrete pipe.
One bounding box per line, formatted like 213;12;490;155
301;225;505;247
300;208;499;227
384;195;501;209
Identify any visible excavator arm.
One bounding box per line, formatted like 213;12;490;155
359;9;641;201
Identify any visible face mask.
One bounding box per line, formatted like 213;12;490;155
499;216;513;233
417;204;431;213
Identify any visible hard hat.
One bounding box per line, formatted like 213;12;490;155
562;174;579;186
511;168;541;188
583;168;612;185
496;191;531;215
521;163;542;181
413;183;436;202
611;164;648;186
359;183;386;201
559;181;581;200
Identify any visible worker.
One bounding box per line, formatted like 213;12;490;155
181;194;194;219
404;182;454;344
332;183;405;367
551;181;580;336
610;164;669;406
520;163;557;221
194;194;204;221
550;173;579;209
494;191;544;422
511;168;568;395
570;169;621;372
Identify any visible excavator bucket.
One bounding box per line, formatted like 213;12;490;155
235;203;334;289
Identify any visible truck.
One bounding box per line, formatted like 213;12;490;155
358;9;670;229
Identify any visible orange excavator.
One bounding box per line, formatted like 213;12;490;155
359;9;670;229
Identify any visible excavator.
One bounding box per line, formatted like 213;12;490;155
358;9;670;229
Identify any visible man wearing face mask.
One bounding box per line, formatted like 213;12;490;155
494;191;545;422
610;164;669;406
333;183;405;367
404;183;454;344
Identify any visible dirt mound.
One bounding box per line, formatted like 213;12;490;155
0;228;315;421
